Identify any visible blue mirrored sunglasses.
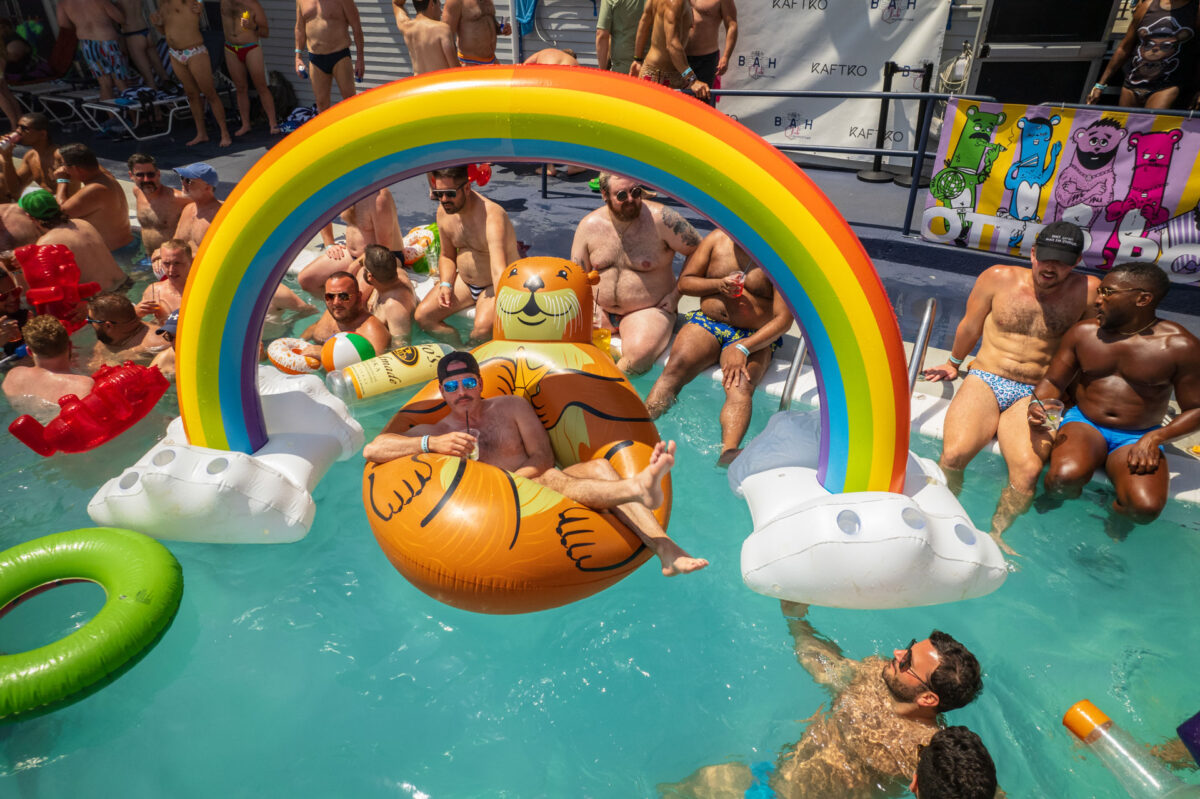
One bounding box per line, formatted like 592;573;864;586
441;375;479;393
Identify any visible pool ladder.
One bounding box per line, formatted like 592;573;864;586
778;298;937;411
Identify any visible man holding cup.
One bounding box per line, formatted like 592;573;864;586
923;221;1099;550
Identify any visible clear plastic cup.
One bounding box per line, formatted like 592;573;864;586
729;271;746;298
1041;398;1064;430
467;428;480;461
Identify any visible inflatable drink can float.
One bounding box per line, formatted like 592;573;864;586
363;257;666;614
729;411;1008;609
326;342;452;401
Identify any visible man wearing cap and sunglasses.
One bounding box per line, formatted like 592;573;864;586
172;162;222;255
364;350;709;577
922;220;1100;552
663;601;983;798
300;271;391;358
572;171;701;374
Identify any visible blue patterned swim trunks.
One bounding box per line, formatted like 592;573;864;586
683;309;782;352
967;367;1034;412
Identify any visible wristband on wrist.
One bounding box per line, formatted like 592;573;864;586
948;354;963;366
56;178;70;184
439;281;453;289
421;434;430;453
681;67;696;82
1093;82;1107;90
295;48;303;54
734;343;751;357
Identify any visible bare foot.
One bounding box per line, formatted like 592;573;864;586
634;440;675;510
989;530;1019;557
218;133;233;147
656;539;708;576
186;132;209;146
234;125;252;136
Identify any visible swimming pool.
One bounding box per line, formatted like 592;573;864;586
2;312;1198;797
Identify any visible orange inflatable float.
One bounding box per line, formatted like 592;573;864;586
363;257;668;614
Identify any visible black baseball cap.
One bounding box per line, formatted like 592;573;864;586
1034;221;1085;263
437;351;480;383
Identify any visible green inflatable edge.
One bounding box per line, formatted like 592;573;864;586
0;527;183;720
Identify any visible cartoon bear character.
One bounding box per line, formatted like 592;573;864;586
929;105;1007;244
1053;118;1127;226
1128;16;1194;87
1101;128;1183;269
1001;115;1062;242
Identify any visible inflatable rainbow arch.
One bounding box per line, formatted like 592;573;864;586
176;66;909;495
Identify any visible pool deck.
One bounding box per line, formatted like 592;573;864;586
85;121;1200;501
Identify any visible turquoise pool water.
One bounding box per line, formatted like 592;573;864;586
2;327;1198;797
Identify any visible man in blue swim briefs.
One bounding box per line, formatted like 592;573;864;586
645;228;792;465
1029;262;1200;534
924;221;1099;551
659;601;984;798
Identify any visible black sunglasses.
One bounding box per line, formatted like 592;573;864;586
897;638;936;693
86;316;110;325
431;181;468;200
324;291;352;302
612;186;645;202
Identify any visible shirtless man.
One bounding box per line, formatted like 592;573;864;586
923;221;1099;548
2;315;94;410
392;0;458;75
363;351;708;576
221;0;281;135
1;113;54;196
86;291;171;369
685;0;736;105
294;0;365;112
632;0;710;100
1030;262;1200;532
443;0;510;66
52;144;136;259
300;271;391;357
117;0;171;90
646;229;792;464
298;188;403;294
56;0;130;100
135;239;191;323
151;0;233;147
571;172;700;373
524;46;578;65
415;166;519;345
128;154;193;260
360;244;416;347
661;602;983;798
0;202;42;255
19;190;129;293
172;162;222;253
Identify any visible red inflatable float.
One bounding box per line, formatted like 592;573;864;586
15;244;101;335
9;362;169;456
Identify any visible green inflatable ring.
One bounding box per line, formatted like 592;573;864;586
0;527;183;720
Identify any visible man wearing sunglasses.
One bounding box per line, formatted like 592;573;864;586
1030;262;1200;534
414;166;519;346
85;291;171;370
2;315;94;408
300;271;391;359
663;602;983;798
0;113;56;196
172;162;222;257
364;351;709;577
922;220;1099;553
571;172;701;373
128;154;193;263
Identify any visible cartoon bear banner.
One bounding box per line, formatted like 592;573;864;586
921;99;1200;283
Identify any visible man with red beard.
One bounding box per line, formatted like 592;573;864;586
662;602;983;798
571;172;700;373
300;271;390;358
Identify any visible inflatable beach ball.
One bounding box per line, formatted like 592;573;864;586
321;332;375;372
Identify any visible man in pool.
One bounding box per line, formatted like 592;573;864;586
645;228;793;465
923;221;1099;550
86;291;172;370
660;601;984;798
414;166;520;346
363;351;709;577
571;172;701;373
301;271;391;358
1028;262;1200;533
911;726;998;799
2;315;94;409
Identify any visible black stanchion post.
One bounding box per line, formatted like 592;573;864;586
857;61;899;183
894;62;934;189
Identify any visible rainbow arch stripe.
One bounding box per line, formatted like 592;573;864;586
177;66;909;494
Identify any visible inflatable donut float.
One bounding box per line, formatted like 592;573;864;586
267;338;319;375
364;257;668;614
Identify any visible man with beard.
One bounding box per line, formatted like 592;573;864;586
300;271;390;357
660;602;983;798
922;221;1100;551
128;154;193;263
414;166;519;345
571;172;700;373
1030;262;1200;532
86;291;171;369
363;351;709;577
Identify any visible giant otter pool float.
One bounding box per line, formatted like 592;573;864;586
365;257;665;614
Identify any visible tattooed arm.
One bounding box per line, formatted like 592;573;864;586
657;204;702;256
